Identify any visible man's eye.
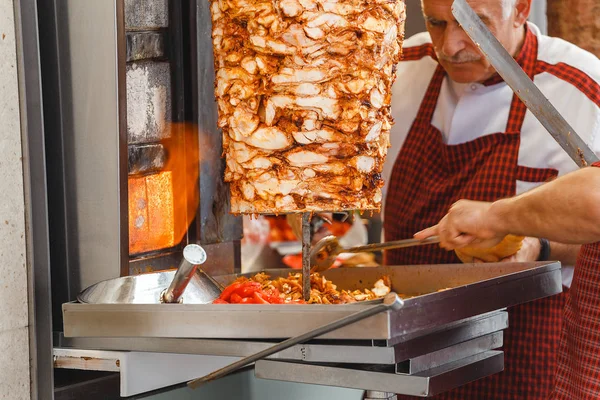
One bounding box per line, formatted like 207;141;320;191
427;19;446;27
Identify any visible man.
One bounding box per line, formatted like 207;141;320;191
414;164;600;399
382;0;600;398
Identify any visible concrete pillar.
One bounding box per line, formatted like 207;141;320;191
0;0;31;398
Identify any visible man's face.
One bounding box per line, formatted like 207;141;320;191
422;0;526;83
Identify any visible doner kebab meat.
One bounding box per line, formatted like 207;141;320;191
210;0;406;213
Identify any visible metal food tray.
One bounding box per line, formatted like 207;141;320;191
62;261;561;341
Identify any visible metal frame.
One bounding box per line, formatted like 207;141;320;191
13;0;54;398
40;0;129;301
53;348;241;397
34;0;130;397
55;310;509;397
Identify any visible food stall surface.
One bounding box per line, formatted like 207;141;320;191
59;261;561;397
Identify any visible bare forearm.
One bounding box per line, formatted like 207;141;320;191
490;167;600;244
549;242;581;265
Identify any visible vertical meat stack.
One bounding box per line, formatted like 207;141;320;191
210;0;406;213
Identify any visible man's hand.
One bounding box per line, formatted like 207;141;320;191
499;236;541;262
414;200;508;250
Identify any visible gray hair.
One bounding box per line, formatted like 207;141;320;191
502;0;517;19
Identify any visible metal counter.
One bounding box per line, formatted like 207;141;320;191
60;262;562;398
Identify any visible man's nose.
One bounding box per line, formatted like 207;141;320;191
441;23;468;56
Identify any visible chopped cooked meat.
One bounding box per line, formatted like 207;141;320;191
210;0;406;213
371;277;391;297
217;272;392;304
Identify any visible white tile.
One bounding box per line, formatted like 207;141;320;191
0;327;30;400
0;0;28;333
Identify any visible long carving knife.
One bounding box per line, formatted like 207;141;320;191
451;0;598;167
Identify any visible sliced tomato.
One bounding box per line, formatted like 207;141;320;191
212;298;229;304
252;292;270;304
239;297;255;304
218;282;243;302
230;293;243;304
235;281;262;298
261;288;284;304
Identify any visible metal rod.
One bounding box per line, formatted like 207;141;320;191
162;244;208;303
187;292;404;389
346;236;441;254
452;0;599;167
302;212;311;301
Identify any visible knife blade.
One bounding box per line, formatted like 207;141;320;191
451;0;598;167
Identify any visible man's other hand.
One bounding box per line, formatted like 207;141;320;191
499;236;541;262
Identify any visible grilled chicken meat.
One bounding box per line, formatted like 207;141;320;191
210;0;406;213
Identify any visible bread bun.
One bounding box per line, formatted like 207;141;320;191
455;235;525;263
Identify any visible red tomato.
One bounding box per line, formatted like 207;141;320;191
218;282;243;302
261;288;284;304
235;281;262;298
283;254;302;269
253;292;270;304
213;298;229;304
230;293;243;303
283;254;341;270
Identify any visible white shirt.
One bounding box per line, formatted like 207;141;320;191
383;23;600;287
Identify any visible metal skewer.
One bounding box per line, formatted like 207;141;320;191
187;292;404;389
301;212;311;301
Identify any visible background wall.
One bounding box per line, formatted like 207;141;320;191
547;0;599;56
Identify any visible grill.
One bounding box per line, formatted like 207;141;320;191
34;0;563;398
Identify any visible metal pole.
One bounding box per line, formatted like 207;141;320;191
301;212;311;301
162;244;207;303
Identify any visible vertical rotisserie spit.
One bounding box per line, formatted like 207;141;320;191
210;0;406;214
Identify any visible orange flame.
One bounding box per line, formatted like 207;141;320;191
128;123;200;256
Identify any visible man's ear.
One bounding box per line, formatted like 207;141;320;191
514;0;532;27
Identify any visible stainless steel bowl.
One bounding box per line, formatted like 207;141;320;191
77;269;222;304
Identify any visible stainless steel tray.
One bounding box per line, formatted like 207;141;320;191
62;262;561;341
59;310;508;363
255;351;504;397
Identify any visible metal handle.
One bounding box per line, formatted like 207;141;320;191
161;244;209;304
345;236;441;254
187;292;404;389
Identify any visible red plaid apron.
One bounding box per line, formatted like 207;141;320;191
384;32;565;399
553;162;600;399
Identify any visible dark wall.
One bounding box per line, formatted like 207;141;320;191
405;0;427;39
